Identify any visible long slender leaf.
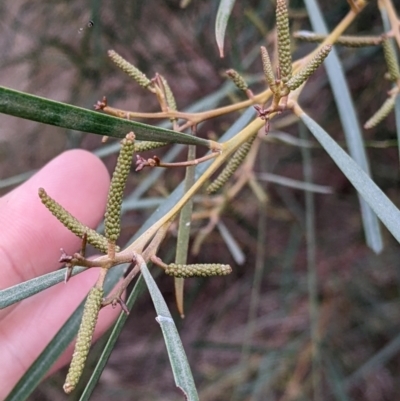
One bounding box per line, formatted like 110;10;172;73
0;80;240;191
175;144;196;317
300;112;400;243
0;267;85;309
300;121;321;398
0;86;210;147
140;258;199;401
215;0;236;57
303;0;383;253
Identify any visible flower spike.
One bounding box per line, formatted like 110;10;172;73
104;132;135;243
286;45;332;91
108;50;153;91
38;188;112;254
276;0;292;82
382;36;400;82
364;95;396;129
63;287;103;393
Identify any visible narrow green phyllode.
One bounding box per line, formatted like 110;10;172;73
38;188;112;253
286;45;332;91
63;287;103;394
165;263;232;278
105;132;135;242
108;50;152;89
276;0;292;82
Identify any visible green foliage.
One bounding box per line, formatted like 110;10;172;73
1;1;400;400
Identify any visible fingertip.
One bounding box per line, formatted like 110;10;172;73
0;150;110;287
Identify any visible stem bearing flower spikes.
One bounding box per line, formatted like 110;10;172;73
39;133;136;393
37;129;233;393
255;0;332;133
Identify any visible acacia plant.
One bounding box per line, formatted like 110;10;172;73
1;0;400;400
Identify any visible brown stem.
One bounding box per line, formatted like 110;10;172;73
136;151;219;171
102;263;140;311
150;255;168;270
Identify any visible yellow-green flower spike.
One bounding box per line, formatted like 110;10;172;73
38;188;112;254
207;133;257;194
286;44;332;91
134;141;169;152
160;75;177;112
276;0;292;82
260;46;276;90
382;37;400;82
104;132;135;242
159;75;177;123
63;287;103;394
108;50;152;90
364;95;396;129
226;69;249;92
165;263;232;278
293;31;383;47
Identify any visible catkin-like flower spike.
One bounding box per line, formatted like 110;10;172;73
63;287;103;394
38;188;112;254
108;50;153;91
159;75;177;123
286;44;332;91
226;69;249;92
260;47;276;90
104;132;135;242
207;133;257;194
276;0;292;82
293;31;383;48
382;37;400;82
165;263;232;278
134;141;169;152
159;75;177;112
364;95;396;129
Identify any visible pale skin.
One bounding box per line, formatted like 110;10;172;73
0;150;121;399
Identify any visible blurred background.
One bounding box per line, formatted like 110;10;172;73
1;1;400;400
